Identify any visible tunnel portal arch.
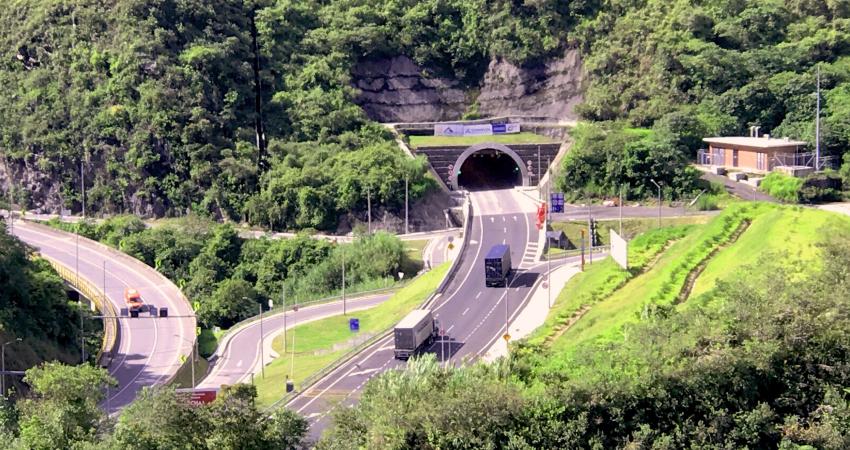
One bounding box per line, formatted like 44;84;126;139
449;143;530;191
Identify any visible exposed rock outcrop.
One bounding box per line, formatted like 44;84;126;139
477;49;583;120
352;57;467;122
352;49;584;123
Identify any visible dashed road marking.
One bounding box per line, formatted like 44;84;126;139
462;307;470;316
475;291;482;299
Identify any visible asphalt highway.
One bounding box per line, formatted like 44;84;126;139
11;220;195;413
199;293;393;389
286;188;546;442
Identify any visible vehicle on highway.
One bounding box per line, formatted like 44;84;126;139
484;244;511;287
124;288;145;311
394;309;437;360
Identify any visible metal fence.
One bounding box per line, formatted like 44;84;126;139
773;152;838;170
697;148;725;166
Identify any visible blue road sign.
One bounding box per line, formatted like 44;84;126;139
550;192;565;213
349;318;360;332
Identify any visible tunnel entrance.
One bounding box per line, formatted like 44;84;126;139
456;149;522;191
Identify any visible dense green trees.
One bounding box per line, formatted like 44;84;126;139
52;216;411;329
321;233;850;449
555;122;702;201
0;364;307;449
0;223;94;369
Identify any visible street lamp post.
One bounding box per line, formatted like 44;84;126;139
650;179;662;227
2;338;22;396
404;174;409;235
248;297;265;379
342;244;347;315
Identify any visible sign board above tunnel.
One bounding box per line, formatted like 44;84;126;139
434;123;520;137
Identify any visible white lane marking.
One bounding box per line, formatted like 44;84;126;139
236;360;243;368
490;217;494;223
462;307;470;316
502;217;506;222
433;193;486;312
475;291;482;299
469;240;479;245
513;216;517;221
446;325;455;333
16;225;176;403
294;335;393;414
503;227;507;233
502;239;506;244
349;368;381;377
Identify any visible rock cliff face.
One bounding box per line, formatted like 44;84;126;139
352;49;584;123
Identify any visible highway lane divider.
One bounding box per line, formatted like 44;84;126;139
40;255;119;368
270;195;473;410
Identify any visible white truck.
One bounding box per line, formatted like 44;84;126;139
393;309;438;360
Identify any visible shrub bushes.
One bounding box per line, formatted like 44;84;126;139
760;172;803;203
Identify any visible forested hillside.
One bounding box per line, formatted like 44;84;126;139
4;0;850;222
0;222;98;392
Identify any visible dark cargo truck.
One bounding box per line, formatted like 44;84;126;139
484;244;511;287
394;309;437;360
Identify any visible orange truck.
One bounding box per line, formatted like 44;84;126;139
124;288;145;311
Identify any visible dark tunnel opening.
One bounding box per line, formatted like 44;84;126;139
456;150;522;191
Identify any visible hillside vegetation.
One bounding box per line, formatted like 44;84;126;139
46;215;417;330
0;223;100;393
319;207;850;448
6;0;850;220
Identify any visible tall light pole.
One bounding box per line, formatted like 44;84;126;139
815;63;821;171
248;296;265;379
2;338;22;396
650;179;662;227
341;243;347;315
281;282;287;352
366;185;372;234
404;174;409;235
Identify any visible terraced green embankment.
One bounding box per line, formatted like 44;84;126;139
525;203;850;368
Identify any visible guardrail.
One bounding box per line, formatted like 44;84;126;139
23;219;196;387
266;195;474;410
42;255;119;368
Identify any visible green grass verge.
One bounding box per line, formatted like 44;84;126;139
548;216;711;254
689;206;850;299
526;224;696;347
546;202;775;356
400;239;428;276
408;132;555;148
170;355;209;389
254;262;451;407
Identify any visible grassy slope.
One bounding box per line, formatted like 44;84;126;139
408;132;555;148
526;224;696;347
689;206;849;298
255;262;450;407
546;203;773;355
548;216;710;253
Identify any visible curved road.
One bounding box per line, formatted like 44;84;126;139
287;188;548;440
11;220;195;412
200;293;393;388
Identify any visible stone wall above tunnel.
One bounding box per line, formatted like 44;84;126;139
416;143;562;190
351;49;583;123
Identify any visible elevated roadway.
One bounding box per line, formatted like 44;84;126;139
11;220;195;412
